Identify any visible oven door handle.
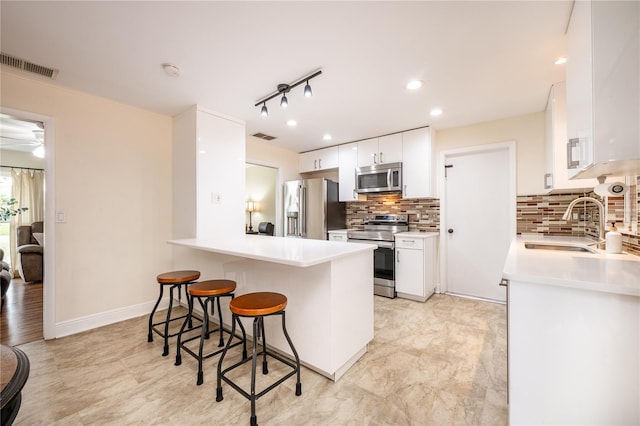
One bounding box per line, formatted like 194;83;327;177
347;239;394;249
376;241;394;249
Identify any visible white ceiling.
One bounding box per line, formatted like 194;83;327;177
0;1;571;154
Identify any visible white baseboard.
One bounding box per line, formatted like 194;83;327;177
54;297;170;338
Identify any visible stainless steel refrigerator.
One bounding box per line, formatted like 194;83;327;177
283;178;345;240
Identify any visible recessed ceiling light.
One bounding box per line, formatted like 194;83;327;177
554;57;567;65
323;134;332;141
287;120;297;127
430;108;443;116
406;80;424;90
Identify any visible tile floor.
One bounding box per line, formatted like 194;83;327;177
13;294;507;425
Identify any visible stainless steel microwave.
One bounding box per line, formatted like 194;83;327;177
355;162;402;193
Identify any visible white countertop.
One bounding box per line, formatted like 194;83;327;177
395;231;439;239
503;235;640;297
168;235;375;267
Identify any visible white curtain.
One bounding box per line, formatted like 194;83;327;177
9;168;45;275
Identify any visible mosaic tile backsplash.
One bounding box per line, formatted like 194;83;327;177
345;193;439;232
345;178;639;256
517;184;640;256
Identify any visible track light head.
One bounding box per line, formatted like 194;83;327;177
260;103;268;117
304;80;312;97
280;94;288;108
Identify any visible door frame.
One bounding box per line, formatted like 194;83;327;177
245;158;281;236
438;141;516;296
1;106;56;339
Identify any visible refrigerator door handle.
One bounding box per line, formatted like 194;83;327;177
300;185;306;237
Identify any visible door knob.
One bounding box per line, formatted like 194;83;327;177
447;228;454;234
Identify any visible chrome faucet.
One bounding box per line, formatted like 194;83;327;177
562;196;606;241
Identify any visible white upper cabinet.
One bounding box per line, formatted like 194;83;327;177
402;127;434;198
299;146;339;173
357;138;379;167
566;0;640;178
338;142;365;202
357;134;402;167
545;82;601;192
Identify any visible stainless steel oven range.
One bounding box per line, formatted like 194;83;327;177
347;214;409;298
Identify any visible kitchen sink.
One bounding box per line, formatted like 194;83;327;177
524;242;598;253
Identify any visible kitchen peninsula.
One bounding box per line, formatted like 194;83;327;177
168;235;376;381
503;236;640;424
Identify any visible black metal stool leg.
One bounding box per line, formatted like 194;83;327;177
281;311;302;396
250;318;259;426
148;284;165;342
260;317;268;375
216;296;225;347
186;283;194;329
175;290;196;366
237;315;248;360
196;297;210;386
162;285;177;356
216;313;238;402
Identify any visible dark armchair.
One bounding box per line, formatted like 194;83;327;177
258;222;275;236
17;221;44;283
1;249;11;312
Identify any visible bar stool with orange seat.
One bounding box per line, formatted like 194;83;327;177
148;270;201;356
216;292;302;426
175;279;247;385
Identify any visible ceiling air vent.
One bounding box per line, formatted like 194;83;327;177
0;52;59;80
252;132;276;141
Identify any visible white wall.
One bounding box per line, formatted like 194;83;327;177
246;136;300;182
435;111;546;195
1;71;173;330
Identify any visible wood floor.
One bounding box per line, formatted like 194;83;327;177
0;277;43;346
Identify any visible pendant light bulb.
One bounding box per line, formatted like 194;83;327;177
260;103;268;117
304;80;312;97
280;94;288;108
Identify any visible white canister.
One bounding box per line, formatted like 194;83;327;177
605;223;622;254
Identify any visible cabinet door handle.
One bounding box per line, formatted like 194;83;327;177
544;173;553;189
396;251;400;262
404;184;407;196
566;138;580;169
314;159;318;169
379;152;384;163
318;158;322;169
373;153;377;164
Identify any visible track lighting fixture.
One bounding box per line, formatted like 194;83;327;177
254;69;322;116
304;80;312;97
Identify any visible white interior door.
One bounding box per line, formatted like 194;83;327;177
443;143;515;302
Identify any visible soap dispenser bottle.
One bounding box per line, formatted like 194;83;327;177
605;222;622;254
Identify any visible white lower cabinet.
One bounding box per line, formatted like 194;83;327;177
395;233;437;302
508;279;640;425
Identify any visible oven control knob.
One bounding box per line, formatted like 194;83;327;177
447;228;454;234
